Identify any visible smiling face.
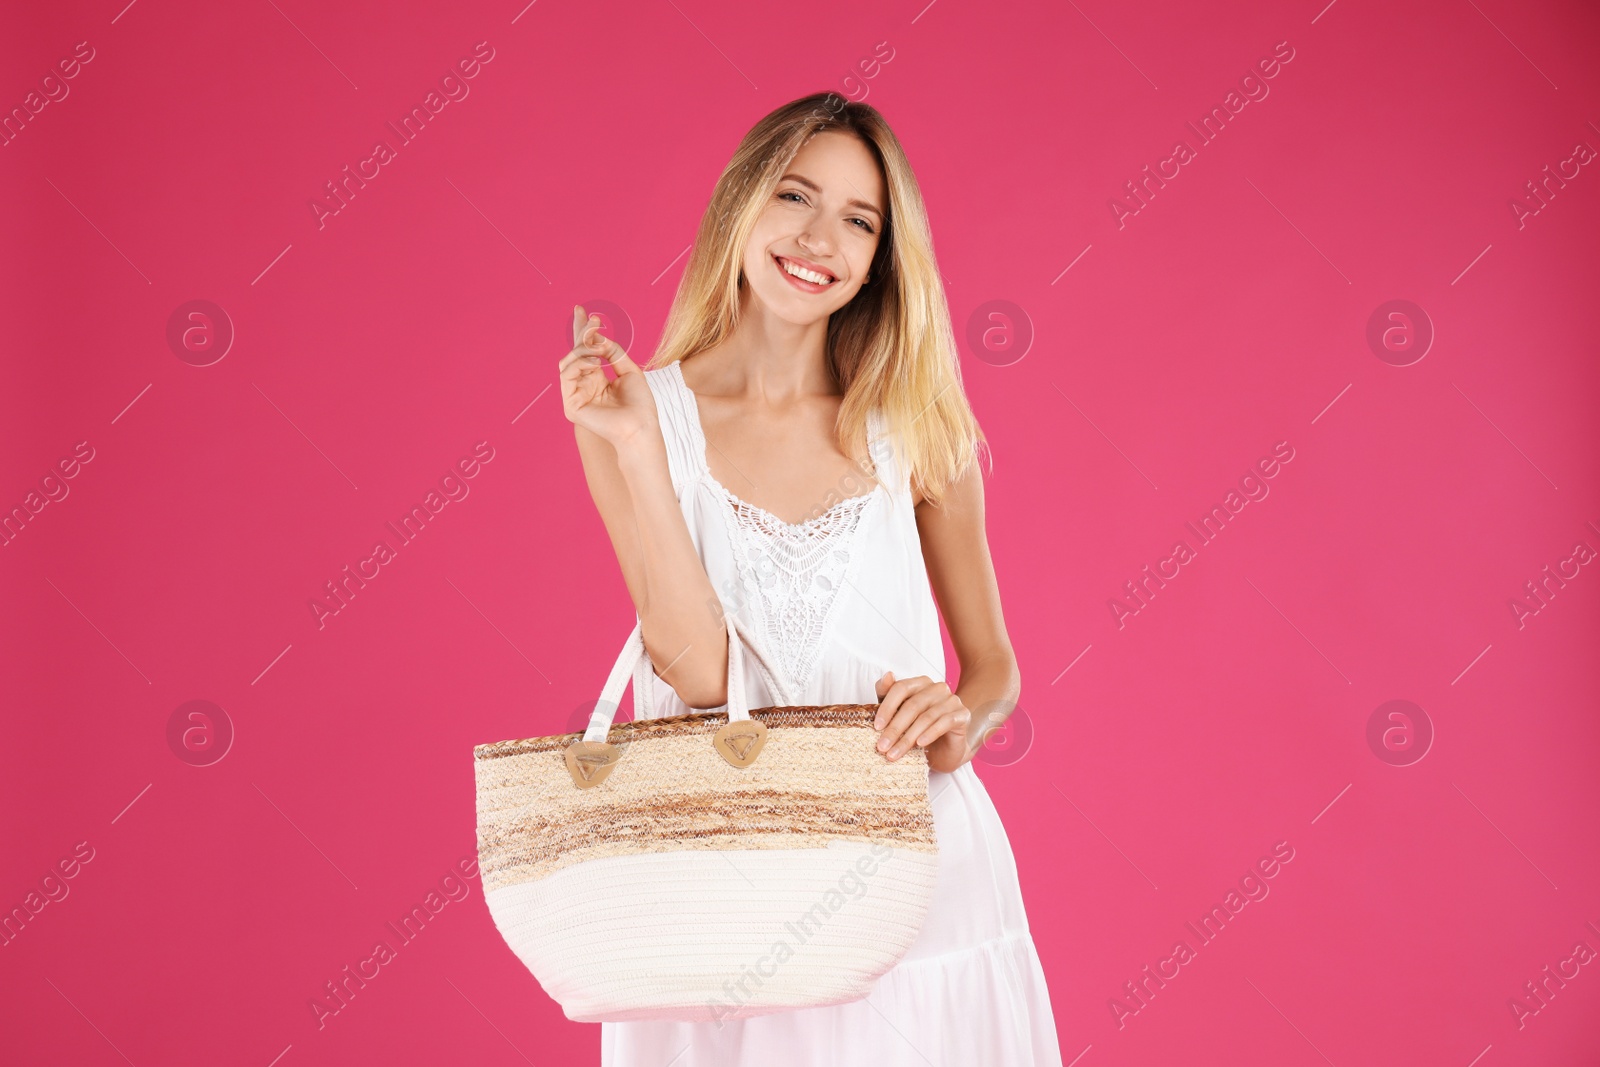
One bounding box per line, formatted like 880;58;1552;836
740;129;887;326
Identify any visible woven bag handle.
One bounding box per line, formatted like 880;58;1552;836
581;615;759;743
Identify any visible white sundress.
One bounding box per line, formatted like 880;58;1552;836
600;361;1064;1067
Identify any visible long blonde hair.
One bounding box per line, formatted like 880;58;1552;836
646;92;984;505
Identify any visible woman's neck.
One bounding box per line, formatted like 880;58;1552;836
686;286;837;402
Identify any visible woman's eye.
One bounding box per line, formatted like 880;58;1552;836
776;191;873;233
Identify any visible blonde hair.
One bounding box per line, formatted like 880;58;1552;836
646;92;984;505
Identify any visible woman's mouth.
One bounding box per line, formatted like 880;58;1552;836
773;255;837;293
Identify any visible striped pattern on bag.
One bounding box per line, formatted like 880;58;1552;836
474;705;938;893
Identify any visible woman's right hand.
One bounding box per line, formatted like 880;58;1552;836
559;305;662;453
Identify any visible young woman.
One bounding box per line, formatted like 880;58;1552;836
559;92;1062;1067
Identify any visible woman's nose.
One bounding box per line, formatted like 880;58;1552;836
798;231;829;254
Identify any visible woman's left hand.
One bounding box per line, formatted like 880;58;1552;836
873;673;973;774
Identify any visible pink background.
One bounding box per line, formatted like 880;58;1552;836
3;0;1598;1063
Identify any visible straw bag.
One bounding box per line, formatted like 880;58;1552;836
472;616;940;1024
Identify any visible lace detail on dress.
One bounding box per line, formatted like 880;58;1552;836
715;482;876;698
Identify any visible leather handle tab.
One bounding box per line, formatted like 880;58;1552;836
564;741;624;788
713;718;767;768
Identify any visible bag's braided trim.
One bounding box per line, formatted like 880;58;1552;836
474;717;936;891
473;704;878;759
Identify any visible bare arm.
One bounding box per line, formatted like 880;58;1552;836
873;458;1020;772
562;307;730;708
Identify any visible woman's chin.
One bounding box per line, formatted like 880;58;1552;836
750;285;835;325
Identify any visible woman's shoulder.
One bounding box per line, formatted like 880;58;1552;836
639;360;685;408
866;408;913;499
640;360;677;387
639;362;700;493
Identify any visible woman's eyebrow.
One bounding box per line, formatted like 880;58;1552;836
779;172;884;221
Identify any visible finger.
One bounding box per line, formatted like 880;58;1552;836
888;703;965;760
568;321;623;381
558;355;607;400
876;677;933;733
887;710;946;759
882;681;945;732
558;364;606;411
879;684;947;752
559;348;608;374
874;671;895;701
911;705;970;750
592;333;642;376
873;674;929;730
574;311;624;374
560;374;602;419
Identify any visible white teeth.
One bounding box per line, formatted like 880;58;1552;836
779;257;834;285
